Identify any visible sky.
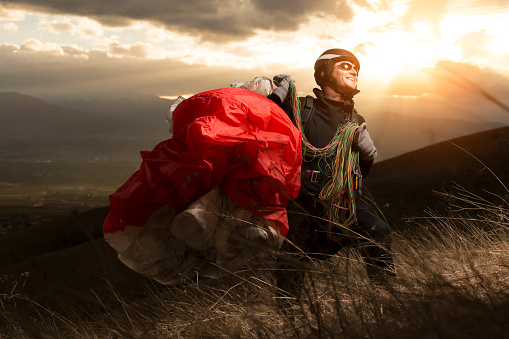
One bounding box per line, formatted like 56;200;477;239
1;0;509;125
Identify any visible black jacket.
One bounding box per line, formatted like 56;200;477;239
269;88;374;197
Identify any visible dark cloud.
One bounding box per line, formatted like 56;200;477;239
0;0;355;42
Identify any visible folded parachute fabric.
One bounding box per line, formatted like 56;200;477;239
105;187;284;284
103;87;302;283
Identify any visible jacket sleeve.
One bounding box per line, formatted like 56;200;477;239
360;158;374;178
354;112;375;178
268;92;295;123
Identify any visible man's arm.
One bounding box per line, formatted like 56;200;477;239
354;122;377;178
268;74;294;106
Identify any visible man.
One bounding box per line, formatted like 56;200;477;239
268;49;395;299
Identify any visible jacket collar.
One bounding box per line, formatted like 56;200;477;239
313;88;355;115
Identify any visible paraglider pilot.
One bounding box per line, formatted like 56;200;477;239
268;49;396;301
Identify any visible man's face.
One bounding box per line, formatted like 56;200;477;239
330;60;358;94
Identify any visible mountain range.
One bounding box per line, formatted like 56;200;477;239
0;92;171;164
0;91;504;163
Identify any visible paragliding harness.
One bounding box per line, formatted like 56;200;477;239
290;86;362;241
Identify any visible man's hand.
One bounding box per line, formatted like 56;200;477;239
273;74;294;86
354;122;377;161
271;74;294;102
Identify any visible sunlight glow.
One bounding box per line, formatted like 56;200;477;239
158;94;194;100
1;0;508;95
413;22;433;39
392;93;429;99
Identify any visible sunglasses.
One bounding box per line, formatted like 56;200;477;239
335;62;357;72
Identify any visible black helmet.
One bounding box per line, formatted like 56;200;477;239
314;49;360;98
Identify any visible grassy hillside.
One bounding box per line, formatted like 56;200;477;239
1;126;508;338
366;126;509;226
1;186;508;337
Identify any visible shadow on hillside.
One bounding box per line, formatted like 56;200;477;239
0;207;151;317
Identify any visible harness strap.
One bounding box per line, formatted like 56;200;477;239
300;96;315;135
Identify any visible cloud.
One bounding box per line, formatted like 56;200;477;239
38;19;73;34
108;42;151;58
353;41;375;55
142;27;167;44
383;61;509;104
75;18;104;39
2;36;508;109
357;60;509;125
2;21;17;30
401;0;448;37
351;0;391;11
431;61;509;109
0;40;310;99
0;0;356;42
0;4;25;21
19;38;63;54
38;17;105;39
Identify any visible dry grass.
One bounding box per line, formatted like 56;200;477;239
2;185;509;338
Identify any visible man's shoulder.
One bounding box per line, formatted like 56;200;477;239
353;108;366;124
298;95;316;107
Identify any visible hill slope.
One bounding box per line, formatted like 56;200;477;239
366;126;509;226
0;207;149;315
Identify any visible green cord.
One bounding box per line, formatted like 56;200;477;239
289;83;360;240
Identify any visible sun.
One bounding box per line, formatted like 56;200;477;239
342;9;434;83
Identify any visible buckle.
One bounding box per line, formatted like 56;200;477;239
305;170;320;183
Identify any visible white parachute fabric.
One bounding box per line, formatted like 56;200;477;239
164;95;186;137
229;76;275;97
104;186;283;285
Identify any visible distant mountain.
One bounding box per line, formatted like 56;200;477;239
2;91;504;162
366;126;509;227
0;92;170;139
55;94;173;131
55;95;504;161
0;92;172;162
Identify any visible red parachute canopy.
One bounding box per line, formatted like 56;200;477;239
103;87;302;236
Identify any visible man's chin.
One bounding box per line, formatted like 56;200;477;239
343;87;357;95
